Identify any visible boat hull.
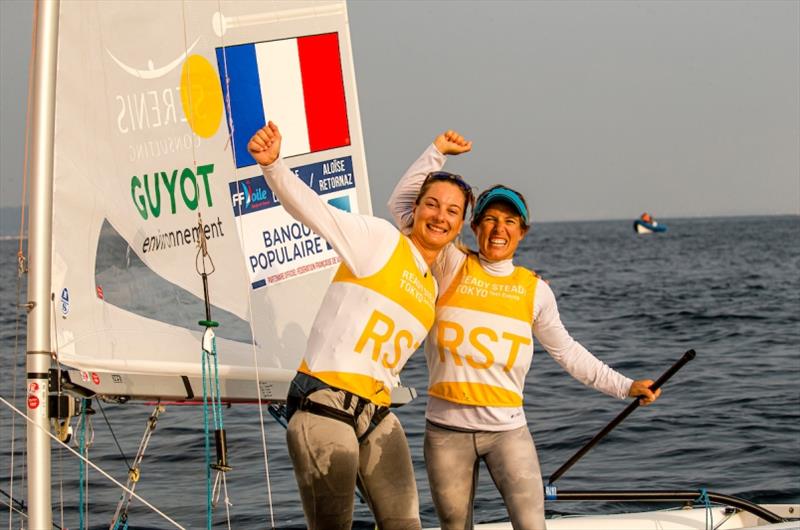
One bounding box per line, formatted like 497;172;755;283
634;219;668;233
426;504;800;530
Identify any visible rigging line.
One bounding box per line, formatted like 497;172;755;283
212;472;221;507
18;0;38;249
49;294;62;390
216;22;277;529
7;8;39;528
222;473;232;530
211;342;224;431
0;497;66;530
213;0;277;524
0;499;25;527
0;396;187;530
74;402;95;449
95;400;133;471
57;417;64;530
195;217;230;530
712;508;736;530
180;0;232;515
78;400;87;530
202;346;212;529
0;501;23;524
110;404;164;529
48;288;85;527
180;0;199;170
49;283;83;530
0;488;25;512
7;240;26;530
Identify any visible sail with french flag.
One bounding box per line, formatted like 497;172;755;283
216;32;351;168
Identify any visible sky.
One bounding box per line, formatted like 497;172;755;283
1;0;798;222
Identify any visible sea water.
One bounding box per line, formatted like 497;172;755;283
1;216;798;528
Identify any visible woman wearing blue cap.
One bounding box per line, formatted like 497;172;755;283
389;131;661;529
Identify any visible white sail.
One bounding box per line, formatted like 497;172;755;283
50;0;370;401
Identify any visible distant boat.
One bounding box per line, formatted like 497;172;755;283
634;212;667;234
634;219;667;234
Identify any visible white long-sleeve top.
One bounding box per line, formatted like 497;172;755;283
261;158;437;405
387;145;633;430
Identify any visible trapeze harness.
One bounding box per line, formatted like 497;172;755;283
286;374;391;443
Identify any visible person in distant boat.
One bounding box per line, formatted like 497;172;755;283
388;130;662;530
641;212;653;224
247;122;474;530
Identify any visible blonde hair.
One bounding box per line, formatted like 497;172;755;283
415;171;476;220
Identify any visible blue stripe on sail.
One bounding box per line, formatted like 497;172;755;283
216;43;264;168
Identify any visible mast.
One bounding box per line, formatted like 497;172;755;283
26;0;60;528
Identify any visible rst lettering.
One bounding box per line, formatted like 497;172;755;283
467;327;496;369
437;320;464;366
387;330;414;369
355;311;394;362
501;331;531;372
436;320;531;371
354;310;419;368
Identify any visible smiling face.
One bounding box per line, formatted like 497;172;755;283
409;181;467;259
472;201;529;261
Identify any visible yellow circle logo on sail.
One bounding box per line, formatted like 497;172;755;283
180;55;223;138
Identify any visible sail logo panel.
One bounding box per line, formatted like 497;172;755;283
229;156;357;289
48;0;369;399
216;33;351;168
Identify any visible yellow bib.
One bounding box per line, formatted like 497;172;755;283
428;253;537;407
300;235;435;406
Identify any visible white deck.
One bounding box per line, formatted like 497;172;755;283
426;504;799;530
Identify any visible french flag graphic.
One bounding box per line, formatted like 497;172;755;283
216;33;350;168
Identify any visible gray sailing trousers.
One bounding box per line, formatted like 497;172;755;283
286;388;421;530
424;421;546;530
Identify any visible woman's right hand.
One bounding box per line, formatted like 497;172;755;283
248;121;282;166
434;130;472;156
628;379;661;406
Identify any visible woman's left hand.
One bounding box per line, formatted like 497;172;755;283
434;130;472;156
628;379;661;406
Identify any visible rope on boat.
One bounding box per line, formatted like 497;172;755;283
95;400;133;472
216;27;279;527
212;472;234;530
176;9;236;526
5;5;39;523
49;290;76;530
111;516;129;530
78;399;87;529
0;396;186;529
110;404;165;530
0;487;26;514
0;490;66;530
6;246;28;530
696;488;714;530
195;213;232;530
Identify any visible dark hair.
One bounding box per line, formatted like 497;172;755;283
414;171;475;220
471;185;530;229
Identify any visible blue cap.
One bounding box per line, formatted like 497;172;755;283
472;187;529;225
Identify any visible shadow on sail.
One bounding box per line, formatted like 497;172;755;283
94;219;253;344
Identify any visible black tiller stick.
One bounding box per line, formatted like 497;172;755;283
548;349;696;485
